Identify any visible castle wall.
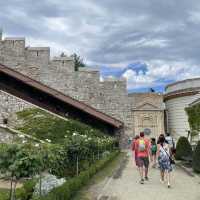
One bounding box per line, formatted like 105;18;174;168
0;32;163;148
0;91;32;126
0;37;26;71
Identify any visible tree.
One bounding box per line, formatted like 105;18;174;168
0;143;43;200
71;53;86;71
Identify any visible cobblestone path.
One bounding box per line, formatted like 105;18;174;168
97;151;200;200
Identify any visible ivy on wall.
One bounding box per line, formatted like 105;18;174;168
185;103;200;132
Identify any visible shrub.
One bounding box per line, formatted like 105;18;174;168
175;136;193;160
192;141;200;173
36;151;119;200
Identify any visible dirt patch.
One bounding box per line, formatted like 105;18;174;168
0;179;23;189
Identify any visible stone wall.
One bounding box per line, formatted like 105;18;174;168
0;91;32;126
129;93;165;139
0;32;165;147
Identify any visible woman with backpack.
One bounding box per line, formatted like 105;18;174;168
157;134;173;188
150;138;157;168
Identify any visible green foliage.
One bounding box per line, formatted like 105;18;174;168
71;53;86;71
36;151;119;200
0;143;44;200
175;136;193;160
185;105;200;131
192;141;200;173
0;143;43;180
0;189;9;200
16;108;107;143
15;179;37;200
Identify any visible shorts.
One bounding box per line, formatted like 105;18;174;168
135;156;140;167
138;157;149;168
151;151;157;155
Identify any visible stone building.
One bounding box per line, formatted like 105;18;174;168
0;31;165;146
164;78;200;140
130;93;165;139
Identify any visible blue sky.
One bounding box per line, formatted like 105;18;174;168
98;61;198;93
1;0;200;93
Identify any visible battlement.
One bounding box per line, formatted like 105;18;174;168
3;37;25;54
25;47;50;65
4;37;25;41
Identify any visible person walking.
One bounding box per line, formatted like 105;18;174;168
150;138;157;168
157;134;173;188
131;135;139;168
165;132;175;156
135;132;150;184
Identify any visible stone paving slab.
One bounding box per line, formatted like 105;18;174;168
97;151;200;200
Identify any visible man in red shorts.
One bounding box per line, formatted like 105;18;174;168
135;132;150;184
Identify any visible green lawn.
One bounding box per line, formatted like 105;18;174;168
0;188;9;200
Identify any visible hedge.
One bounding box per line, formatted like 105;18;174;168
192;141;200;173
175;136;192;160
33;151;120;200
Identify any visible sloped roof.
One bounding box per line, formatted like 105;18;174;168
0;63;123;129
189;98;200;107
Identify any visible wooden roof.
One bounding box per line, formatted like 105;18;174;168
0;63;123;129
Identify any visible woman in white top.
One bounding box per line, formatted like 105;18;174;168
157;134;172;188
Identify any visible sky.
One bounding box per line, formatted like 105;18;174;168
1;0;200;92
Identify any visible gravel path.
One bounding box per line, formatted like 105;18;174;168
97;151;200;200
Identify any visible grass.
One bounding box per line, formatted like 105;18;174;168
72;152;125;200
0;188;9;200
15;108;110;143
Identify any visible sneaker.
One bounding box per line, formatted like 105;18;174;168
140;179;144;184
145;177;149;181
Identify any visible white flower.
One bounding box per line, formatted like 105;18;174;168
40;140;45;144
22;140;27;143
35;143;40;147
73;132;77;136
46;139;51;143
18;134;25;138
64;135;68;138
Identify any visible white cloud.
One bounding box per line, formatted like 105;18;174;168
44;17;69;32
121;60;200;90
122;69;155;89
128;38;169;48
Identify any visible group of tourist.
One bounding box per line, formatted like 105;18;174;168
131;132;175;188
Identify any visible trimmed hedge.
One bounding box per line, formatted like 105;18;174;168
175;136;192;160
34;151;119;200
192;141;200;173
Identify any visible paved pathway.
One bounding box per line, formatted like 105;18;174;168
97;151;200;200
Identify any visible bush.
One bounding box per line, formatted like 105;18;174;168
175;136;193;160
36;151;119;200
192;141;200;173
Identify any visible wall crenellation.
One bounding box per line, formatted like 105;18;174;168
0;31;165;147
